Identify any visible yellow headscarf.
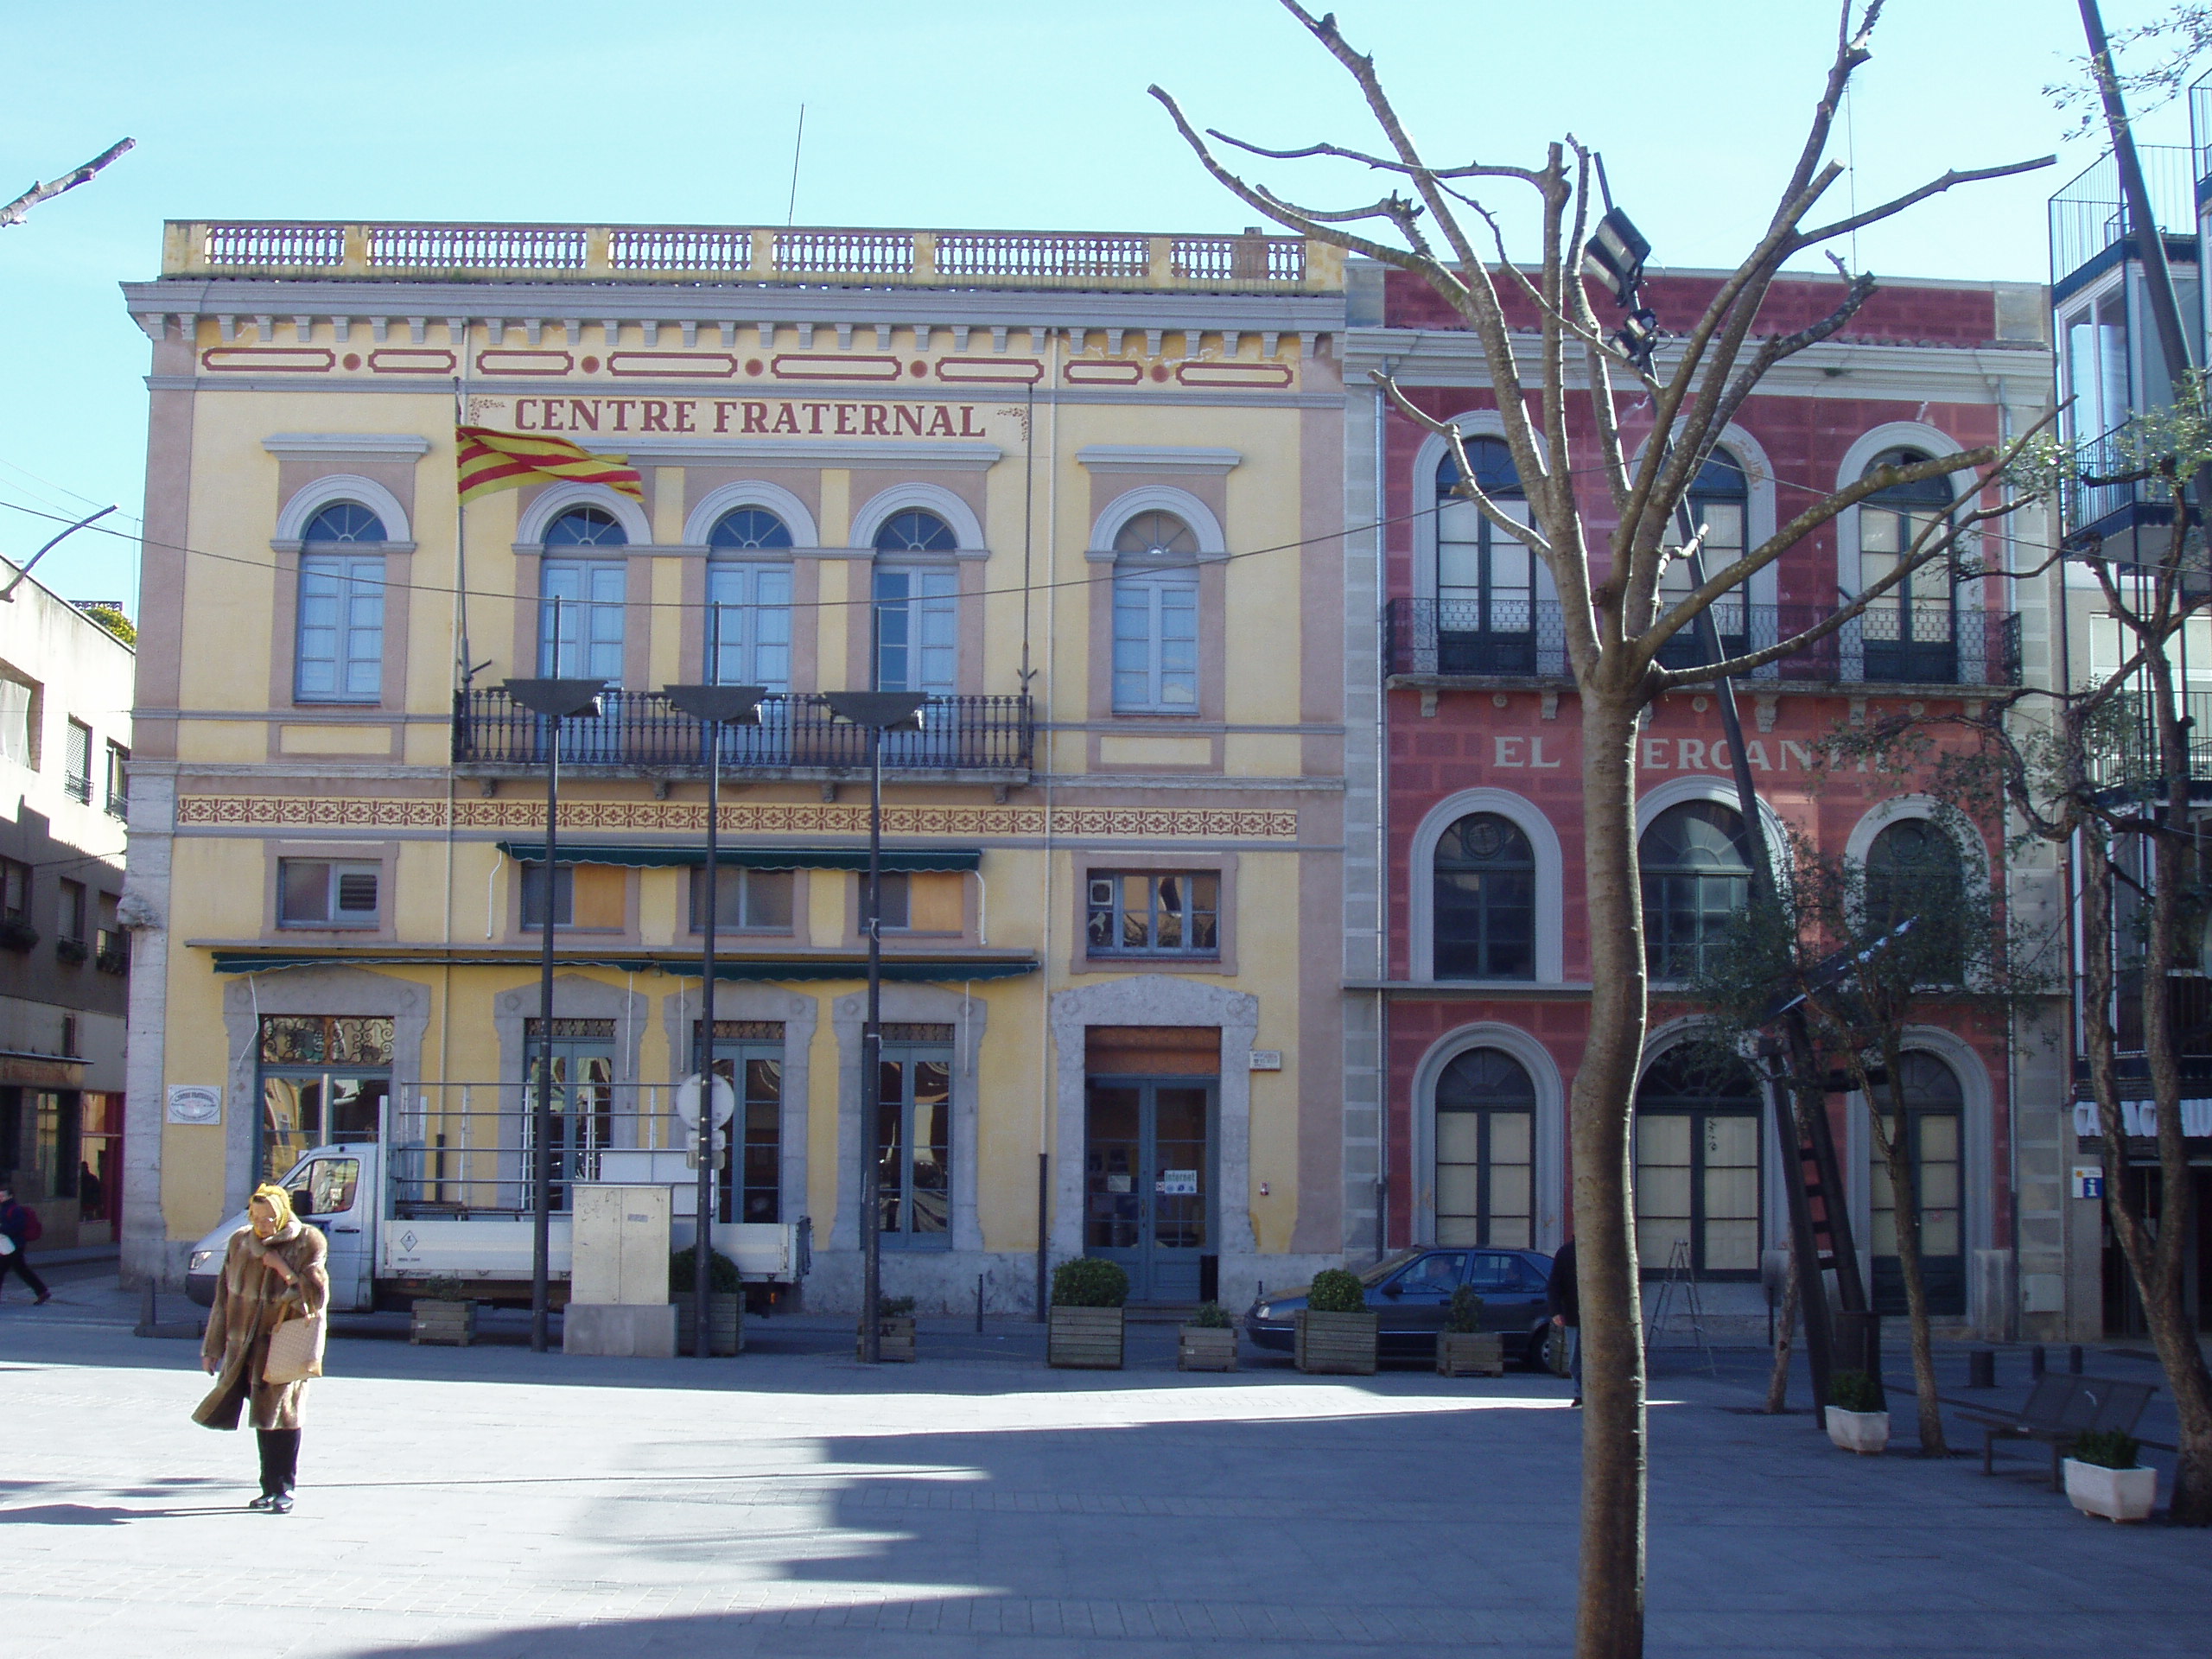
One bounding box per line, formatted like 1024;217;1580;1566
249;1182;296;1233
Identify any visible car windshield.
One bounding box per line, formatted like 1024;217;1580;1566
1357;1249;1429;1287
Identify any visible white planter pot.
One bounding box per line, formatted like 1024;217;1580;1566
2063;1459;2158;1522
1825;1406;1891;1455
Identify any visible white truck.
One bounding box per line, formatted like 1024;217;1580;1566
185;1136;810;1313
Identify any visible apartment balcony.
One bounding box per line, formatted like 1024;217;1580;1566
160;219;1337;295
2049;143;2197;298
452;688;1033;779
2088;689;2212;797
1383;599;2021;691
93;929;129;976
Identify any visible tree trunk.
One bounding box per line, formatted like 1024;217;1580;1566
1764;1234;1800;1414
1873;1044;1947;1455
1569;696;1649;1659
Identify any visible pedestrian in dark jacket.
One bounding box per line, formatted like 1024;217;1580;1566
0;1179;52;1304
1547;1235;1580;1406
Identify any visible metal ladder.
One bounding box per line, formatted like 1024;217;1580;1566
1644;1237;1716;1375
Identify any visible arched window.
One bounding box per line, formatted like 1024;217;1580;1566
302;502;387;543
1871;1052;1965;1315
543;505;628;548
1866;817;1967;980
1111;512;1200;713
874;509;957;553
1433;812;1535;979
708;507;794;550
1640;801;1753;979
1435;437;1535;674
538;506;626;681
295;501;387;703
1434;1046;1535;1248
1635;1047;1761;1279
1656;448;1749;668
1859;448;1956;682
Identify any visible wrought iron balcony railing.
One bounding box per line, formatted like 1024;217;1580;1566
2087;688;2212;792
1383;598;2022;689
454;688;1033;772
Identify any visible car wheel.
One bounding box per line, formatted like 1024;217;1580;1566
1533;1322;1568;1375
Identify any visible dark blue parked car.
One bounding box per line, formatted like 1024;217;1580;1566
1247;1247;1556;1364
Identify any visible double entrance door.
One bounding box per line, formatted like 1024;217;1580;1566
1084;1077;1216;1303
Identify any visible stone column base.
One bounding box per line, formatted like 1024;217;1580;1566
562;1302;677;1358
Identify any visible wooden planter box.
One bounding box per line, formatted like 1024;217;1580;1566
1048;1305;1125;1369
673;1293;744;1356
1295;1308;1378;1375
1436;1331;1505;1376
856;1315;918;1362
410;1299;477;1346
1178;1325;1238;1371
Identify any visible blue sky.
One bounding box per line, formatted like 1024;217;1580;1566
0;0;2188;608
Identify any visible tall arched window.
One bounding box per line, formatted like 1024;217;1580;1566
1640;801;1753;979
1435;438;1535;674
295;501;387;703
1866;817;1967;981
1635;1047;1761;1279
1434;1046;1535;1248
1433;812;1535;979
539;507;627;682
1871;1051;1965;1316
1656;448;1749;669
1859;448;1956;683
705;508;794;691
1111;512;1199;713
872;510;957;692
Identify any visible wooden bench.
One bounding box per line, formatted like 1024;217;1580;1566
1951;1373;2158;1490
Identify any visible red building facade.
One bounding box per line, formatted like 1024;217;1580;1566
1344;265;2062;1334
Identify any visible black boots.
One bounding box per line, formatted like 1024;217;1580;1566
252;1428;301;1512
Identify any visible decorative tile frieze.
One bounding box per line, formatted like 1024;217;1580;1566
175;795;1300;840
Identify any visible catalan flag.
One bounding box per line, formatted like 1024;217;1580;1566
455;426;645;505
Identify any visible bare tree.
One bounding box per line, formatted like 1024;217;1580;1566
0;139;133;233
1153;5;2051;1651
1893;404;2212;1522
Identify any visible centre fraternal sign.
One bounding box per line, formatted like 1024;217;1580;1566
466;393;1002;441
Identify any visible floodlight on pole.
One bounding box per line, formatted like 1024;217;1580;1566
662;656;766;1355
823;688;929;1362
502;654;606;1354
1581;207;1651;308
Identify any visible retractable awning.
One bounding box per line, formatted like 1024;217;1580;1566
493;840;981;874
206;947;1034;982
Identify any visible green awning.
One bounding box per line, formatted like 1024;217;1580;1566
494;840;981;874
207;948;1034;982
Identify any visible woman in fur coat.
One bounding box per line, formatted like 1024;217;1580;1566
194;1183;327;1512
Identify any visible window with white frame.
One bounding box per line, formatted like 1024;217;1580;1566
63;720;92;803
2063;285;2129;446
1110;512;1200;713
1656;448;1749;665
704;560;792;691
539;559;626;682
872;567;957;693
0;672;34;767
279;859;382;929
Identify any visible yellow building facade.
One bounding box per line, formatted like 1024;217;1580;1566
119;221;1351;1311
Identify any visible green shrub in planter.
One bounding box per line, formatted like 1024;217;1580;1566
1829;1370;1883;1414
668;1246;744;1296
2071;1428;2141;1470
1444;1287;1485;1334
877;1294;918;1318
1052;1257;1129;1308
1190;1301;1233;1329
1306;1268;1367;1313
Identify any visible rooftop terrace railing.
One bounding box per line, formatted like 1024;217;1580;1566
162;220;1340;294
454;688;1033;773
2049;144;2198;291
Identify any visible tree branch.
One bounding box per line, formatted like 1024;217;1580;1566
1794;155;2058;248
0;138;134;231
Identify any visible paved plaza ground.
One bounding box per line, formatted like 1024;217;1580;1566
3;1254;2206;1657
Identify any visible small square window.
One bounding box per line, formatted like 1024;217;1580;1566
279;859;382;928
689;867;794;932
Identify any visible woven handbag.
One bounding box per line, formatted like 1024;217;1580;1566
263;1295;326;1385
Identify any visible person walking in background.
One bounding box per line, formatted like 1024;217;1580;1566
0;1178;52;1304
1547;1233;1580;1408
194;1183;327;1512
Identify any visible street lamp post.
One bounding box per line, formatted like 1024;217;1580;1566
663;651;766;1357
822;690;926;1363
501;657;607;1354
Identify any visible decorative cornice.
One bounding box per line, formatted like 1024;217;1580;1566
174;794;1300;840
1076;444;1243;475
261;432;433;457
